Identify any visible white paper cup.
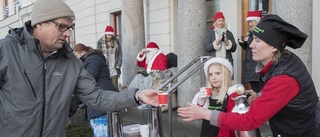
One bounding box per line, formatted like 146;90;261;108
140;124;149;137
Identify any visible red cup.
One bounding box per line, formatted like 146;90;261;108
206;88;212;97
158;92;168;106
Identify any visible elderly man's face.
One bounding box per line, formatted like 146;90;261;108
38;17;74;52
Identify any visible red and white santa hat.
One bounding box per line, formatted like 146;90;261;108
105;25;115;36
246;10;262;21
137;42;160;61
146;42;159;50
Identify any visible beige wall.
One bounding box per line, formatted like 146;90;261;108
66;0;121;48
220;0;242;84
146;0;174;55
312;0;320;94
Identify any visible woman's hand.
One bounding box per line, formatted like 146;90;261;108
245;89;258;105
216;35;223;45
177;102;212;121
224;38;229;45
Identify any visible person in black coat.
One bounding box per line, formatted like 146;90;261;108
72;43;117;136
238;11;264;93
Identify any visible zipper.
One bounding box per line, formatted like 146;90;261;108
24;71;37;99
39;61;47;137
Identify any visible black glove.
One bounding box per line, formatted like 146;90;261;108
238;39;247;49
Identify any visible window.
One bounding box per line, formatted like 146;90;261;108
112;11;121;42
67;28;76;48
3;0;9;18
205;0;220;30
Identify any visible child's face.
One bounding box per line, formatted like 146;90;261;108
207;64;223;88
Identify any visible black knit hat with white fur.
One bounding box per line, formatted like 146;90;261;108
252;14;307;52
31;0;75;26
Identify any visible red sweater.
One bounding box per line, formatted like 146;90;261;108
217;61;300;131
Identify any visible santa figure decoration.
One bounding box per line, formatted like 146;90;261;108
136;42;168;74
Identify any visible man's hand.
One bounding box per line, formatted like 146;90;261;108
141;48;149;54
136;89;160;107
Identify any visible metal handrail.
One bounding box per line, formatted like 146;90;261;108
155;56;203;91
148;56;210;137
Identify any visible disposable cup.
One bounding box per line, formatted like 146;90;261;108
158;92;168;106
140;124;149;137
206;87;212;97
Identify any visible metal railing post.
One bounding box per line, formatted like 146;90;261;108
146;56;210;137
107;111;123;137
146;56;205;137
147;106;162;137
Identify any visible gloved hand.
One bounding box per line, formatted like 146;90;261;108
197;87;208;106
238;39;247;48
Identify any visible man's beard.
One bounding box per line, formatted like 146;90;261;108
146;48;158;64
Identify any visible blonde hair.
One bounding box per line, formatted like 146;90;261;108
206;63;232;104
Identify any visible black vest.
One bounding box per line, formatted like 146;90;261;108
200;96;228;137
261;51;318;137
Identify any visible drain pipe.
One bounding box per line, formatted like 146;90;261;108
143;0;150;44
249;0;258;11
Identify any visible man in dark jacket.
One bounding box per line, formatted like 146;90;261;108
0;0;159;136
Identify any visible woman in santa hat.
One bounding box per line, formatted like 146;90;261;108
97;25;122;92
204;12;237;67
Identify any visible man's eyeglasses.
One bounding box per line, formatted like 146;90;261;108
50;20;75;32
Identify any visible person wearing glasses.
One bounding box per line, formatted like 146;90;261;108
0;0;159;136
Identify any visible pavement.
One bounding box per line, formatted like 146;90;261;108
121;107;273;137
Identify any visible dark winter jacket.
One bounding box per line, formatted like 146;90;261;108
81;50;117;120
0;20;138;137
204;29;237;65
239;32;260;83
